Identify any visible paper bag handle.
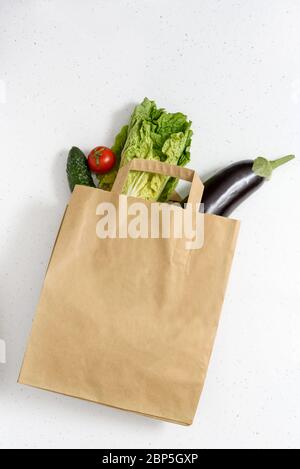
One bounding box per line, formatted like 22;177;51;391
112;159;204;206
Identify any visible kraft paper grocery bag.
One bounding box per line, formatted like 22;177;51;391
19;159;240;425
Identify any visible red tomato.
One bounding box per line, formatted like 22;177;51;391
87;147;116;174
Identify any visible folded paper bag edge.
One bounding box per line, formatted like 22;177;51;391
17;379;193;426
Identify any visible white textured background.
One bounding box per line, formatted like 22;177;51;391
0;0;299;450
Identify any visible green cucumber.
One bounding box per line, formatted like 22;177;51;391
67;147;95;192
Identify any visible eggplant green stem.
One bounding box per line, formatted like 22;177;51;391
270;155;295;171
253;154;295;179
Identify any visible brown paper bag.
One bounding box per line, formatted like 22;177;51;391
19;159;240;426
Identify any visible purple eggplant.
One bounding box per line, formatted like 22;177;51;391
183;155;295;217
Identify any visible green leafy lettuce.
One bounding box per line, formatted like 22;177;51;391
98;98;192;202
